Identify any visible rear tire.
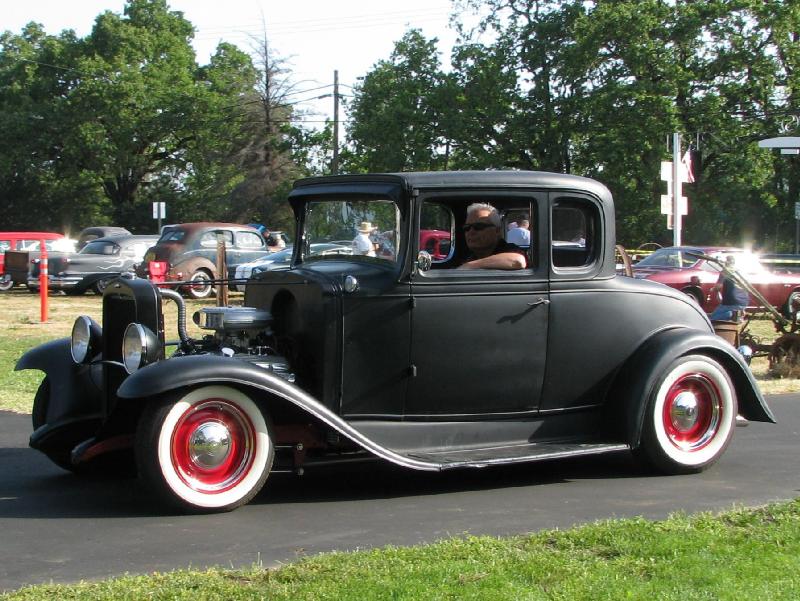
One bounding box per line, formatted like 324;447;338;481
638;354;736;474
0;275;13;291
184;269;214;299
93;276;115;295
782;290;800;320
136;385;273;513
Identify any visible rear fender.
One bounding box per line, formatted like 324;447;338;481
117;354;438;471
609;327;774;450
15;338;104;427
172;257;217;279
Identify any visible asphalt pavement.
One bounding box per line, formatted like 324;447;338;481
1;395;798;593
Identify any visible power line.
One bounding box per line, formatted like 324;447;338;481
194;7;452;38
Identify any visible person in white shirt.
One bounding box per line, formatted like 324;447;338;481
352;221;377;257
506;218;531;246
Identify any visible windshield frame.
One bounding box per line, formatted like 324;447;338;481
298;196;403;268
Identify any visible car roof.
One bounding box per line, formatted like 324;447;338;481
0;231;64;238
171;222;259;232
290;170;613;209
87;234;160;245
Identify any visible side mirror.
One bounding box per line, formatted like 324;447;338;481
417;250;432;272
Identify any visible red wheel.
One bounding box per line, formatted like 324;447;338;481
639;355;736;473
137;386;273;512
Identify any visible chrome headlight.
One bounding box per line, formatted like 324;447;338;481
70;316;102;364
122;323;159;374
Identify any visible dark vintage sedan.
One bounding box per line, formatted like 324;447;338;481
135;222;269;298
18;171;773;513
28;235;159;295
631;246;800;316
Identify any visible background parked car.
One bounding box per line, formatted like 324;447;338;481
419;229;452;260
28;234;159;295
136;223;269;298
0;232;76;291
233;242;354;291
631;246;800;315
759;253;800;274
76;226;131;250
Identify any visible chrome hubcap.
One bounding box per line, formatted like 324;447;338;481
189;422;232;469
670;391;699;431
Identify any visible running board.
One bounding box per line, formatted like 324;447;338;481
403;441;630;470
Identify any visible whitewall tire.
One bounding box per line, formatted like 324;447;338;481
639;355;736;474
136;385;273;512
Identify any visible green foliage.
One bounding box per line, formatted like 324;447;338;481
3;500;800;599
345;0;800;248
0;0;300;233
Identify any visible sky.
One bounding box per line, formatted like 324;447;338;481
1;0;461;126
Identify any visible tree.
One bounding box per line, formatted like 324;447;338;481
345;29;450;172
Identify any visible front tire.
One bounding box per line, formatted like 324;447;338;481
0;275;13;291
638;354;736;474
136;385;274;513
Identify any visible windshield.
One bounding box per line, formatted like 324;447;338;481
636;248;700;268
80;240;120;255
303;198;400;263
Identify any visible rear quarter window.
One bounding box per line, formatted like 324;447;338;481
551;198;600;269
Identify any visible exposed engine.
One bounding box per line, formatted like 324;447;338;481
174;302;295;382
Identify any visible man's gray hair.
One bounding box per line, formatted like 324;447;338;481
466;202;501;227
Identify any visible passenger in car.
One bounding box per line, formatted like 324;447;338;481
457;203;528;270
507;218;531;246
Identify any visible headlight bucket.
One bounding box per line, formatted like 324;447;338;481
70;316;102;364
122;323;160;374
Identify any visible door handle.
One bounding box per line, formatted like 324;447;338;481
527;298;550;307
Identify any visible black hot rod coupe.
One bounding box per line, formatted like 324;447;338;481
17;171;774;513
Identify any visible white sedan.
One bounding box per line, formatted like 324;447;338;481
233;243;352;291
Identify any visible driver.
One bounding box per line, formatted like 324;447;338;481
457;203;527;270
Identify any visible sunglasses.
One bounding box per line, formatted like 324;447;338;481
462;222;496;233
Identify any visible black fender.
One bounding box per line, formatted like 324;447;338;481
15;338;104;451
610;327;775;450
117;355;440;471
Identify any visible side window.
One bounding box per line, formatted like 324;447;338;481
420;203;454;263
199;230;234;248
236;231;265;249
0;240;10;252
552;198;599;269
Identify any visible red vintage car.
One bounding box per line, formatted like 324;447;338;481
0;232;74;291
631;246;800;316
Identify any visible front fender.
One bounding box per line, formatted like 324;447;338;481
117;355;439;471
15;338;104;426
610;327;774;450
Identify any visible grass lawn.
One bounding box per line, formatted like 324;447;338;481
2;499;799;600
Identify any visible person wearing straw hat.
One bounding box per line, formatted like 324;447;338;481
352;221;378;257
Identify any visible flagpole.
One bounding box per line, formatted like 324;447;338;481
672;133;682;246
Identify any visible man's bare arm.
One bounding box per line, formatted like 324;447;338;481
458;252;527;270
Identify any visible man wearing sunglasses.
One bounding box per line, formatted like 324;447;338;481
458;203;528;270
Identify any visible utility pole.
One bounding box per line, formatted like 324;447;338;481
332;70;339;175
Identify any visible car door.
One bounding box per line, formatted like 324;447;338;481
406;193;549;417
231;230;268;271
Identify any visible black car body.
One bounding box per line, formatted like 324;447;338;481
17;171;774;513
76;226;131;250
28;235;160;295
135;222;269;298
